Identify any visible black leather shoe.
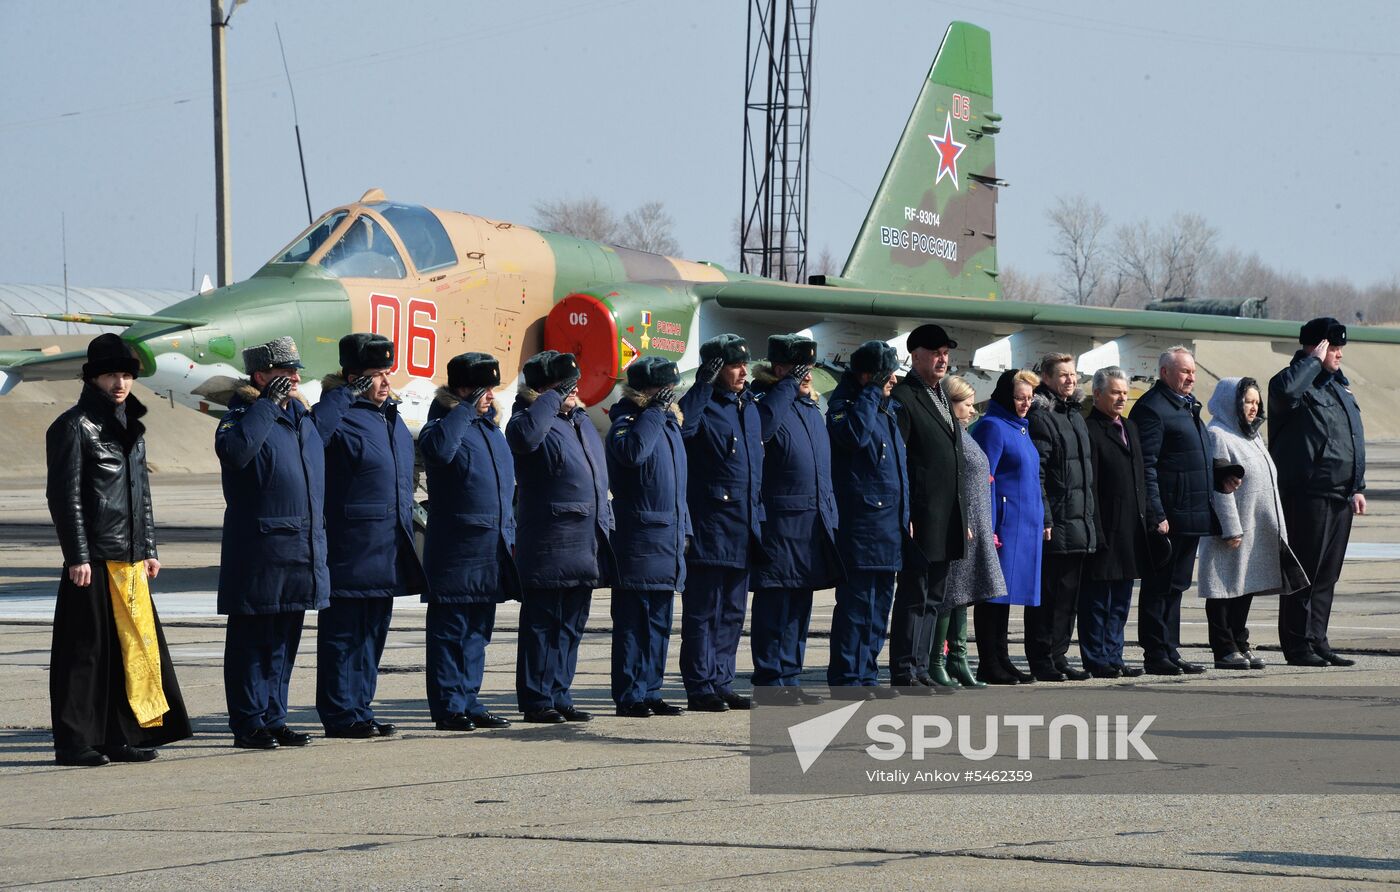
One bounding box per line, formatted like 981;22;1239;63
1214;652;1250;670
900;679;937;697
1056;664;1092;681
324;721;376;739
1240;650;1266;669
1088;665;1122;679
523;708;567;724
1143;659;1182;676
557;706;593;722
830;687;877;701
268;726;312;747
56;747;110;767
794;689;825;705
616;703;653;718
234;729;280;749
1173;659;1206;675
1008;665;1035;683
1286;653;1328;667
470;711;513;729
760;687;801;707
719;691;752;710
976;663;1019;685
687;694;730;712
99;744;159;763
644;699;685;716
371;721;397;737
869;686;901;699
1316;650;1356;667
1032;669;1068;682
435;714;477;732
1115;664;1145;678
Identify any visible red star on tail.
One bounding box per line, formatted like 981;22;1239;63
928;111;966;190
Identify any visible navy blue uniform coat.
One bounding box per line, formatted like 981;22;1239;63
826;376;910;573
1130;380;1214;537
753;372;841;589
215;384;330;615
314;376;426;599
506;388;614;590
606;388;693;592
678;380;768;569
418;388;521;603
1268;352;1367;500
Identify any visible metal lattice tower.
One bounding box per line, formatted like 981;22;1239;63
740;0;815;283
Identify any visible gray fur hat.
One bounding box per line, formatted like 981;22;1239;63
243;336;304;375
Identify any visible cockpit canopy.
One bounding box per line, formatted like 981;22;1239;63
270;202;457;279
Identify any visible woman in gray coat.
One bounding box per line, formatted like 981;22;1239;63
931;376;1007;688
1196;377;1306;669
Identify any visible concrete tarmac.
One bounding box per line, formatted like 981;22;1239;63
3;458;1400;888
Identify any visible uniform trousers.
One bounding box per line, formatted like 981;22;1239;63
827;570;896;687
889;560;949;683
1025;552;1086;672
610;589;675;707
1078;579;1134;671
680;563;749;696
225;611;305;737
751;587;815;686
516;586;591;712
1205;596;1254;659
1137;533;1199;664
425;602;497;721
316;597;393;731
1279;495;1353;659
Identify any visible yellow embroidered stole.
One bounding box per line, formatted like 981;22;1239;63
105;561;168;728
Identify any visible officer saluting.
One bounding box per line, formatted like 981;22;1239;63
606;356;692;718
216;336;328;750
507;351;614;724
750;334;840;705
678;334;765;712
419;352;519;731
313;334;427;739
826;341;909;699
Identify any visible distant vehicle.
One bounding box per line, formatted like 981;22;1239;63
4;21;1397;427
1145;297;1269;319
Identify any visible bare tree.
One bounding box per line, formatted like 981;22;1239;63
618;201;681;255
1047;195;1109;305
997;266;1053;303
533;196;618;243
1110;213;1219;307
809;244;840;279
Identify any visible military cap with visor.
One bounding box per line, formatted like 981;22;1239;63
907;323;958;352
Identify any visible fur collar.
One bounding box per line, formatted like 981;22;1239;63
1032;385;1084;413
433;385;501;426
620;385;684;424
233;380;312;410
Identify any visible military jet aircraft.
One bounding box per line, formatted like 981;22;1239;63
5;21;1397;430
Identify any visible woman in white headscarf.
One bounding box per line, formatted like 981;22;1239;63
1196;376;1307;669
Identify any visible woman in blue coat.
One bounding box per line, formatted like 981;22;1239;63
678;334;767;713
419;352;519;732
606;356;692;718
970;368;1044;684
751;335;841;703
507;350;614;724
313;334;427;738
825;341;909;697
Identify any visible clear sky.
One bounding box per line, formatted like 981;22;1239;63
2;0;1397;293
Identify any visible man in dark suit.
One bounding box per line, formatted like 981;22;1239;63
1130;346;1212;675
1080;366;1151;678
888;324;966;691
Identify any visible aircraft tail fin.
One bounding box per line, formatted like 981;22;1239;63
837;21;1001;299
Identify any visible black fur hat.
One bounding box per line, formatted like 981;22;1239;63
82;333;140;379
339;332;395;373
849;340;898;379
447;352;500;390
699;334;749;365
767;333;817;365
626;355;681;389
1299;316;1346;346
522;350;579;390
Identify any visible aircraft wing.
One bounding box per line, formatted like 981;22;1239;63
0;348;87;395
697;280;1400;345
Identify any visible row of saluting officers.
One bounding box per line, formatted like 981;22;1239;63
44;314;1364;762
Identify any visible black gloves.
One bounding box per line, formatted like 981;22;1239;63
553;376;580;398
695;357;724;386
347;374;376;397
260;376;293;404
652;387;676;411
462;388;488;410
788;363;812;382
